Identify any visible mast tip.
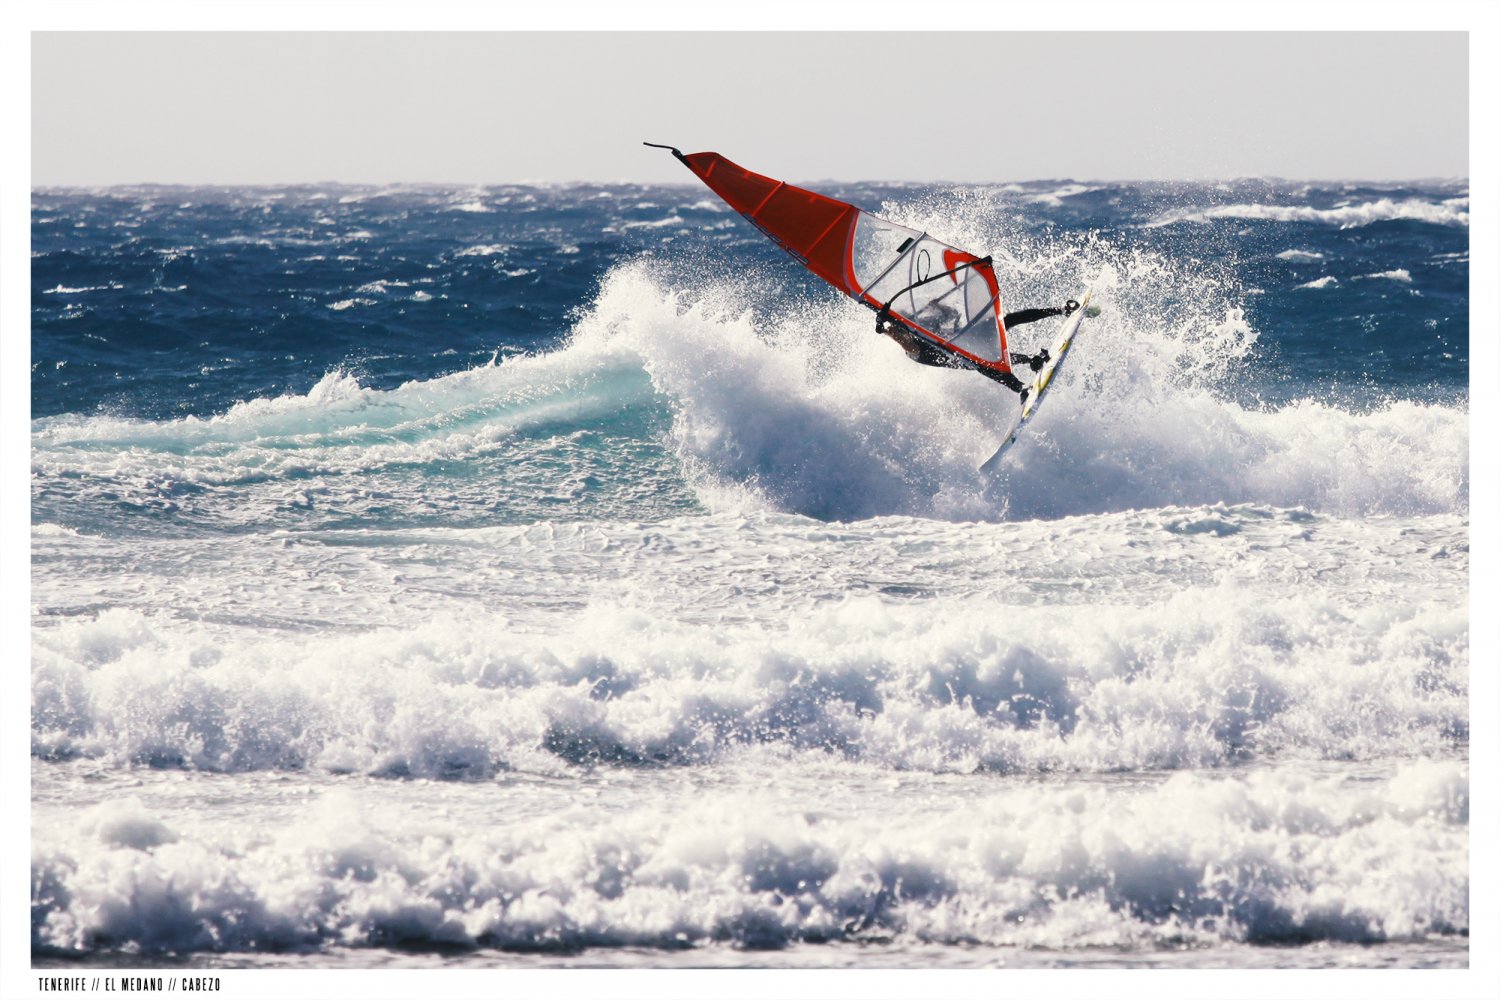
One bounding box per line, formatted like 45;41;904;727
643;141;688;163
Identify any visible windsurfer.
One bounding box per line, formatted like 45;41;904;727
876;299;1079;393
642;143;1081;399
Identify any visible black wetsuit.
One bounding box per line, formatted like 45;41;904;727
883;304;1070;393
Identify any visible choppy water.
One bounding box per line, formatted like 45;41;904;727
30;176;1468;968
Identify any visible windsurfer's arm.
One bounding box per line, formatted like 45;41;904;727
1008;348;1051;372
1001;371;1027;394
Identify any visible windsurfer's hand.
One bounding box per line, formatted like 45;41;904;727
1064;299;1080;316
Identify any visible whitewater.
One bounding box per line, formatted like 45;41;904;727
29;179;1468;968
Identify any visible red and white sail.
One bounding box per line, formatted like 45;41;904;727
657;147;1013;377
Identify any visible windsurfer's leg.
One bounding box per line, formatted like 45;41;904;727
1002;300;1080;329
1002;306;1064;328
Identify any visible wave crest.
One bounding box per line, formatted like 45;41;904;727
1148;198;1469;229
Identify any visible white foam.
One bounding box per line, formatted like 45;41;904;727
30;759;1467;954
1295;276;1338;290
355;280;407;294
1358;269;1414;283
563;260;1463;522
1148;198;1469;229
87;797;179;850
1276;249;1324;262
41;282;123;294
30;519;1467;777
455;244;510;257
621;215;687;230
1024;184;1099;207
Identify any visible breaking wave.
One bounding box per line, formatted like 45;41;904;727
31;760;1467;955
32;252;1469;529
32;534;1467;778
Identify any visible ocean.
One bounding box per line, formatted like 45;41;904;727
29;176;1469;970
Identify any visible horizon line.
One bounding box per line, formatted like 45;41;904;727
32;175;1474;191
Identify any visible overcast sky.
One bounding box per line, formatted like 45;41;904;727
32;31;1469;185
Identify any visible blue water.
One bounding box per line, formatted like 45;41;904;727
32;180;1468;423
30;178;1469;968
